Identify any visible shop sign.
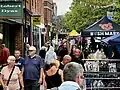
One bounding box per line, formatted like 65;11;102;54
32;16;41;26
90;31;120;36
0;1;23;18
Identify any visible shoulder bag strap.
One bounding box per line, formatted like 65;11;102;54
6;65;15;86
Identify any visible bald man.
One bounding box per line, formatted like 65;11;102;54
59;55;72;70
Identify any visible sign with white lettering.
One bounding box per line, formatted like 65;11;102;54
0;1;23;18
90;31;120;36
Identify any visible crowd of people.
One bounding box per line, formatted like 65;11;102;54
0;39;85;90
0;35;119;90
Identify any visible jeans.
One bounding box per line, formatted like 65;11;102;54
24;80;40;90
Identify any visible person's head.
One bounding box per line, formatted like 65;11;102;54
14;50;21;58
0;44;5;49
51;59;60;68
26;43;30;50
63;55;71;65
74;49;81;58
63;62;84;86
44;43;48;47
63;43;67;48
7;56;16;66
45;60;60;71
48;46;54;52
28;46;36;56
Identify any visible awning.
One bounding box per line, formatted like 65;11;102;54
81;16;120;37
69;30;79;37
102;34;120;44
0;19;23;24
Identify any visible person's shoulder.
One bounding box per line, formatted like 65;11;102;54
35;55;44;61
19;57;25;61
1;65;7;72
4;47;9;51
2;66;7;69
15;66;19;69
35;55;41;58
20;57;24;59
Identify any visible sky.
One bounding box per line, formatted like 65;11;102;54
53;0;73;15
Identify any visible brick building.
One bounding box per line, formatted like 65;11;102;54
44;0;53;42
31;0;44;52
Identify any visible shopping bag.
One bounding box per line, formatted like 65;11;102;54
40;84;44;90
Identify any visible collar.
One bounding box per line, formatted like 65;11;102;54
29;54;36;58
60;81;80;88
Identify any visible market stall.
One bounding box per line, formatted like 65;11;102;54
81;16;120;89
81;16;120;37
102;34;120;45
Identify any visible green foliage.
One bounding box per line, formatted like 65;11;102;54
114;0;120;23
62;0;120;32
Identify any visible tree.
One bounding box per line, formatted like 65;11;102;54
62;0;120;32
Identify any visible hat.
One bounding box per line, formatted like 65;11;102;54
29;46;36;51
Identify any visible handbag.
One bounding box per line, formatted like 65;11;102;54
4;65;15;90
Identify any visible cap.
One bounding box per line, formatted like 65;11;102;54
28;46;36;51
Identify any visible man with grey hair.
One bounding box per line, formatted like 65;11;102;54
58;62;84;90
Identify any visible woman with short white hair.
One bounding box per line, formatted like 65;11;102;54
0;56;24;90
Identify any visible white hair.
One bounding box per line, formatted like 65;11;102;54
63;55;71;60
8;56;16;60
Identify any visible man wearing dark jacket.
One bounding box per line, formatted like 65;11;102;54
58;43;68;62
0;44;10;65
71;49;85;70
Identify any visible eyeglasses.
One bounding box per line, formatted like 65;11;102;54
28;50;34;52
80;75;84;79
77;75;84;79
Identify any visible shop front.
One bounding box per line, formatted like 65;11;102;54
0;1;24;55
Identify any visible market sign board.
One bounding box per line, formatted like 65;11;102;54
90;31;120;36
0;1;23;18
